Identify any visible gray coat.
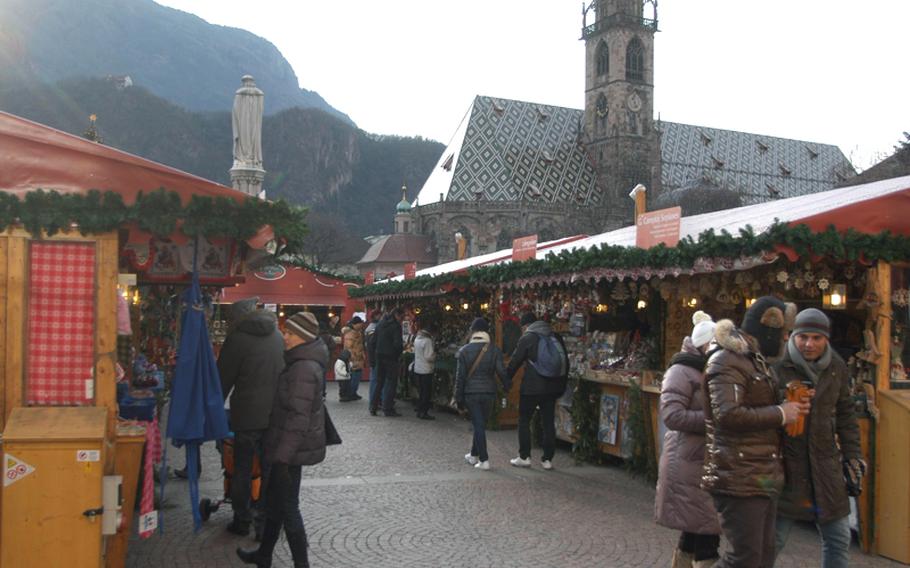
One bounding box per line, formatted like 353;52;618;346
217;310;285;432
263;338;328;466
454;332;510;402
654;337;721;535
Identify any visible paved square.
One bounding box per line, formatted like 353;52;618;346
128;397;901;567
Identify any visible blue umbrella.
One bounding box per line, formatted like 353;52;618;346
166;260;229;530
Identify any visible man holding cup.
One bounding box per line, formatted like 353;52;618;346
773;308;864;568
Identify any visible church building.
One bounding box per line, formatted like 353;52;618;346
365;0;855;266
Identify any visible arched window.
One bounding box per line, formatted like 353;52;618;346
596;40;609;76
625;37;644;81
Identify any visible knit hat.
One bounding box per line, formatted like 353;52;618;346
741;296;797;358
793;308;830;338
470;317;490;332
691;310;717;348
519;312;537;327
348;315;364;326
285;311;319;341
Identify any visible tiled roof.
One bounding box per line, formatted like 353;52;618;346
415;96;855;208
659;122;854;203
355;233;435;266
415;95;600;206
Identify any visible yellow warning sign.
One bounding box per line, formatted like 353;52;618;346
4;453;36;487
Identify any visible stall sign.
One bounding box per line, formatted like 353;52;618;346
512;235;538;261
253;264;287;281
636;206;681;248
365;271;374;285
404;263;417;280
4;454;35;487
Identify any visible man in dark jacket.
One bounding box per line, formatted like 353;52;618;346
369;307;405;417
774;308;863;567
217;297;285;536
703;296;808;568
506;312;569;471
237;310;327;568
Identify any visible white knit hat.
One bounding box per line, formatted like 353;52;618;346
691;310;717;348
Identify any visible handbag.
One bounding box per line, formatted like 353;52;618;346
324;406;342;446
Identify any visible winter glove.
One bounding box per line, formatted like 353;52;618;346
843;457;867;497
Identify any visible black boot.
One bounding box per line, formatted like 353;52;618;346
286;530;310;568
237;518;281;567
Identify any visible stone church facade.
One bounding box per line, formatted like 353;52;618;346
395;0;854;264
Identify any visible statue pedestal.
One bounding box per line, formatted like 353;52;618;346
230;165;266;198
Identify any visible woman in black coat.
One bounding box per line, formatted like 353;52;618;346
237;311;328;568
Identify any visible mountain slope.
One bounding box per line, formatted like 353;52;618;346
0;0;349;121
0;78;443;240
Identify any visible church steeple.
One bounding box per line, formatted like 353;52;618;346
582;0;660;226
394;185;413;234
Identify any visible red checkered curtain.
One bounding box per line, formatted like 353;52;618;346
26;242;97;405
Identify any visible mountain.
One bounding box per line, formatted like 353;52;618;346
0;77;444;244
0;0;350;122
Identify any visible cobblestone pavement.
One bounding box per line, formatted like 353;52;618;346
128;396;901;567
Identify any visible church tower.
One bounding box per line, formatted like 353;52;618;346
582;0;660;226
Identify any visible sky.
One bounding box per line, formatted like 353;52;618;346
156;0;909;171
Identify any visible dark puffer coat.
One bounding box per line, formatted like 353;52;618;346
263;338;328;466
454;332;511;403
775;345;861;523
506;321;568;396
373;314;403;362
654;337;721;535
217;310;285;431
702;320;785;498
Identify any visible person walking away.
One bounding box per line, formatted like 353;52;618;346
703;296;809;568
507;312;569;471
217;296;285;537
365;309;382;407
237;311;329;568
342;316;366;400
773;308;864;568
370;307;405;417
413;323;437;420
654;311;721;567
334;349;354;402
454;318;510;470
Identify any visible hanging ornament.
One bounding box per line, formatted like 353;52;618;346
893;288;910;308
730;288;743;305
776;270;790;283
660;282;674;301
804;271;816;284
698;276;716;297
741;271;754;284
844;265;856;280
793;277;805;289
752;281;762;291
817;278;830;291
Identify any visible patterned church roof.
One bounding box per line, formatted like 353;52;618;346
415;95;853;207
415;95;600;206
659;122;854;203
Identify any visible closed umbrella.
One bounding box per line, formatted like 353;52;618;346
166;266;229;530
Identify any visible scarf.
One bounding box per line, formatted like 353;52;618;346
786;336;832;385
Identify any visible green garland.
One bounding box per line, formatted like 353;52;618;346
0;188;309;254
625;380;658;482
570;374;601;464
283;257;364;284
350;222;910;298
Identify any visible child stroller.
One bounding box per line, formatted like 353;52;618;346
199;435;263;533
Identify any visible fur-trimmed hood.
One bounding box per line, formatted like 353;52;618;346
712;319;756;355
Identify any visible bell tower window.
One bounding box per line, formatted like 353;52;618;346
625;37;644;81
596;41;609;76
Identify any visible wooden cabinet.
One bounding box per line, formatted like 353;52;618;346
1;407;107;568
876;390;910;563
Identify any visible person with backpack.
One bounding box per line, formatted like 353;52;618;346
454;317;511;470
506;311;569;470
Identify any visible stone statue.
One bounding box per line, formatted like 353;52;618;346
232;75;264;169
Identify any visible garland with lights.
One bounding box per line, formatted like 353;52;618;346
570;373;602;464
0;188;309;254
625;380;658;482
350;223;910;299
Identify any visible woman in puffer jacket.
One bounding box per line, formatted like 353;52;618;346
654;311;721;567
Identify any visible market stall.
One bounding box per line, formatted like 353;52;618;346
352;174;910;560
0;111;305;567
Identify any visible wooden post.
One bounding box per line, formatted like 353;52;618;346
875;260;892;393
4;234;26;427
